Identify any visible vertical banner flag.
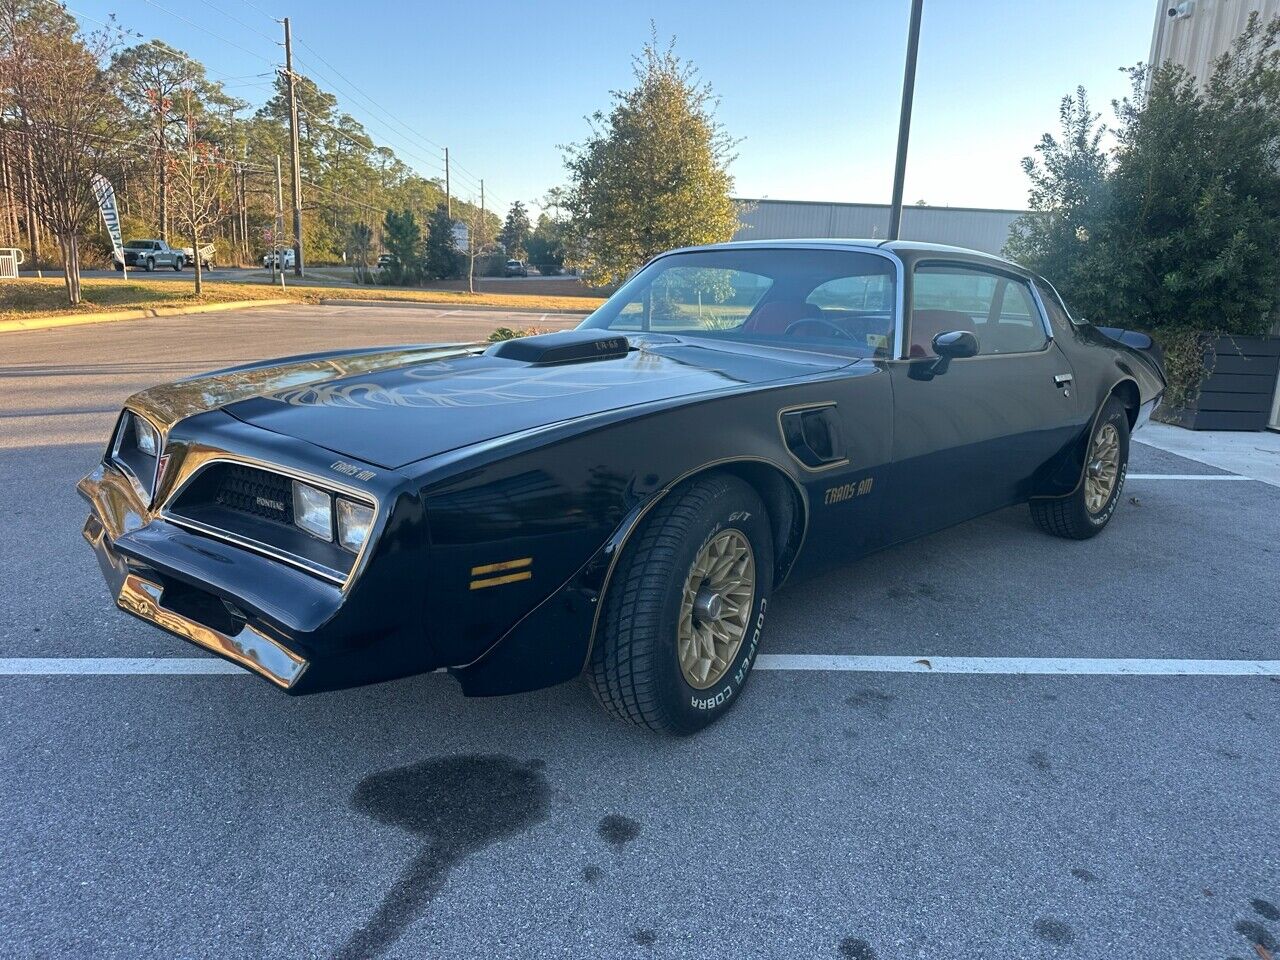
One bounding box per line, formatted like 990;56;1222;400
91;174;124;271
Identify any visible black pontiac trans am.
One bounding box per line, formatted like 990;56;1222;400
79;240;1165;733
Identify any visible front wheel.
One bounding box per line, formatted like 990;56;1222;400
1030;396;1130;539
173;257;183;271
145;257;154;272
587;473;774;734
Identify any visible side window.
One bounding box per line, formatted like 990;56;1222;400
991;280;1048;353
911;264;1047;357
1033;280;1076;333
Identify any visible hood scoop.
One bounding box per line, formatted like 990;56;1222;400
486;329;630;365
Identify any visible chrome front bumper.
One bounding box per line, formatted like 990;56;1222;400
80;482;309;690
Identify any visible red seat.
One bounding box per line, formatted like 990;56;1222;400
909;309;977;357
743;301;819;335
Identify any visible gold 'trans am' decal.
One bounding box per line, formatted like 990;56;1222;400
824;477;874;505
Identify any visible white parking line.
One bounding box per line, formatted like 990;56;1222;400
2;656;1278;677
0;658;242;675
1127;474;1252;480
755;655;1280;676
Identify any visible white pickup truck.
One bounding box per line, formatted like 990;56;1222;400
114;239;184;272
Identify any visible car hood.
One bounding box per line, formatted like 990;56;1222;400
138;337;846;470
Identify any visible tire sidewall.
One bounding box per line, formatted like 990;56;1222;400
653;483;773;733
1082;400;1130;530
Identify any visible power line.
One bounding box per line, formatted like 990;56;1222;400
285;36;509;205
48;1;258;86
283;58;454;181
195;0;280;48
46;0;512;217
235;0;276;23
136;0;278;67
293;104;446;179
292;40;446;154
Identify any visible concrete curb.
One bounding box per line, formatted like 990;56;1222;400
0;298;296;334
318;297;594;316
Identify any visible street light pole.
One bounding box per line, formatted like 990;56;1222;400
888;0;924;242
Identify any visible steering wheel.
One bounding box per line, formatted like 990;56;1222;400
783;316;853;340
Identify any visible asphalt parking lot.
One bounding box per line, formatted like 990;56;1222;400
1;305;1277;960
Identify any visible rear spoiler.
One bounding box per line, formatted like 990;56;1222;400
1097;326;1165;379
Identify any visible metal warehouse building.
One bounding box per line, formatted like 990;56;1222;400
731;199;1026;256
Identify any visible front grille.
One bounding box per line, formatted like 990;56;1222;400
213;464;294;525
166;461;358;584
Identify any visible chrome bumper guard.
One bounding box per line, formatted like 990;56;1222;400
82;514;309;689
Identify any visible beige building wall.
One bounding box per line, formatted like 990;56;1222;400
1149;0;1280;80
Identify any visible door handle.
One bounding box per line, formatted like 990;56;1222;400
1054;373;1073;386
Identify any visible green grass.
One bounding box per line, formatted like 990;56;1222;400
0;278;606;322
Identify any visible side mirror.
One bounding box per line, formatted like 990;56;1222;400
910;329;978;379
933;329;979;359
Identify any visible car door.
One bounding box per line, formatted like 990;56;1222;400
886;261;1080;543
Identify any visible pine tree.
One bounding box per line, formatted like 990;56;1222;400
380;208;420;285
423;204;459;280
498;200;531;259
562;33;739;285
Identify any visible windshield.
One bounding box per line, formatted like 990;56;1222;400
581;247;897;358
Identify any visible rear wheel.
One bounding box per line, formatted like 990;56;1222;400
1030;396;1130;539
145;257;154;272
587;473;774;734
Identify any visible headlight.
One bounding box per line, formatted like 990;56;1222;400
292;480;333;541
110;411;161;501
134;416;159;457
336;498;374;553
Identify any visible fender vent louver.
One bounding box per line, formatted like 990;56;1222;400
487;330;630;365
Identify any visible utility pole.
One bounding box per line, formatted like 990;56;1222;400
240;141;250;264
480;178;484;224
444;147;451;219
887;0;923;242
282;17;304;276
274;154;287;291
227;105;238;260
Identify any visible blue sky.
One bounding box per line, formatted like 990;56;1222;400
66;0;1157;215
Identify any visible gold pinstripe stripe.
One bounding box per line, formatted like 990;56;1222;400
470;557;532;576
469;570;533;590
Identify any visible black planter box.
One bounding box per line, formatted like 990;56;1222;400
1156;335;1280;431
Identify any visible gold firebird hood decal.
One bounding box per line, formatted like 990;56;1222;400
125;343;481;430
